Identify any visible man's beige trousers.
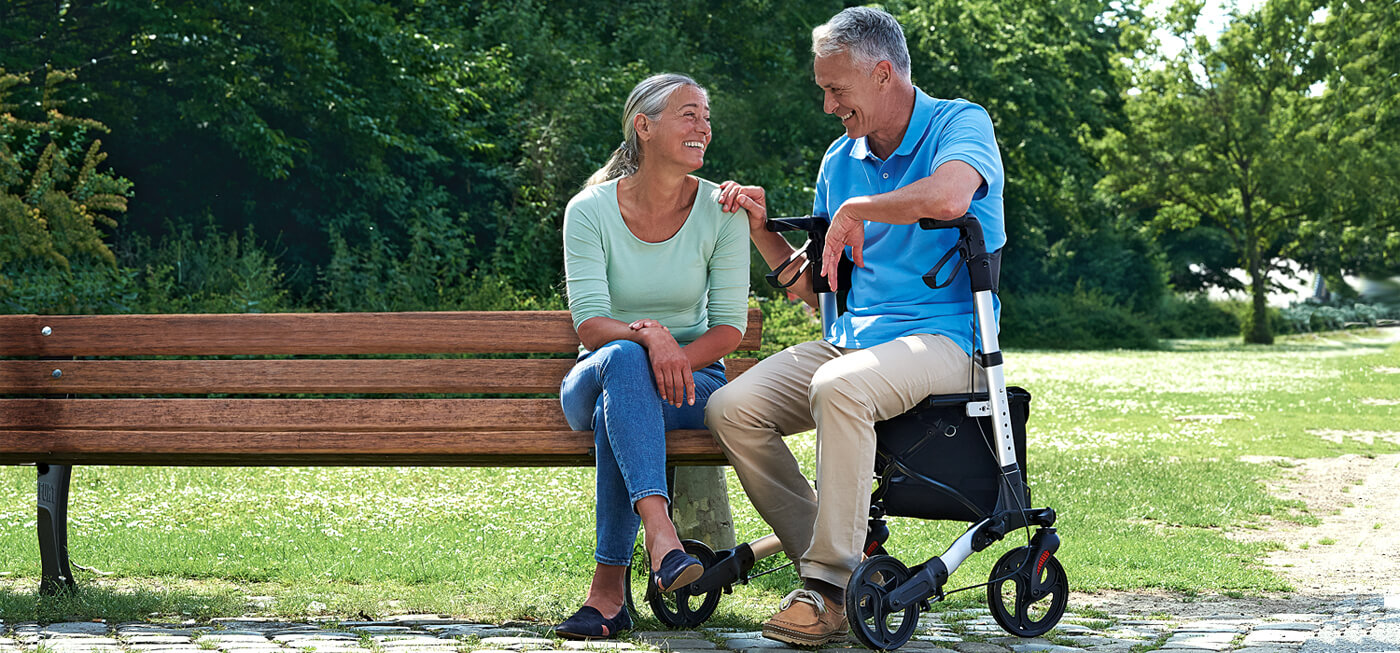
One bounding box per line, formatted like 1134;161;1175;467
706;333;981;589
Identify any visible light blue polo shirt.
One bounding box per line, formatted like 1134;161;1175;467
814;87;1005;355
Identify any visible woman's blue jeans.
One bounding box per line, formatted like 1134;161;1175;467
560;340;727;566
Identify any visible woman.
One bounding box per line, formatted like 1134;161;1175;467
557;73;750;639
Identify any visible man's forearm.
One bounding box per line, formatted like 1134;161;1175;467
843;161;984;225
751;227;818;308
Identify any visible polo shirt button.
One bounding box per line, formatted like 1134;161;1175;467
882;172;889;179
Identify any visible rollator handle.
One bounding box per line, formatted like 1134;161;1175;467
764;216;834;294
918;214;999;293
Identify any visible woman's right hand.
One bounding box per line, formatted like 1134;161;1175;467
717;181;768;232
635;324;695;407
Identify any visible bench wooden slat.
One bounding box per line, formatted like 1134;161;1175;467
0;398;571;431
0;429;728;466
0;309;763;356
0;358;758;395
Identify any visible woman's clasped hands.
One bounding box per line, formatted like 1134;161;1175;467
629;318;695;407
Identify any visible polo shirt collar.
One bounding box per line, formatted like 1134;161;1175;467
847;86;935;161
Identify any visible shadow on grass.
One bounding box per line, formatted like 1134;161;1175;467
1164;326;1400;353
0;579;246;623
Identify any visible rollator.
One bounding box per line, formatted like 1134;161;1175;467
631;214;1067;650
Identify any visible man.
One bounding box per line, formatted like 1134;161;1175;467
709;6;1005;646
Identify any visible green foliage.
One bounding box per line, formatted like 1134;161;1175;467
0;68;131;295
1154;294;1241;339
1001;288;1160;350
123;220;291;314
1280;299;1400;333
755;296;823;358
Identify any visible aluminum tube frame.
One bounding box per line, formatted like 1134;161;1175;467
974;289;1017;469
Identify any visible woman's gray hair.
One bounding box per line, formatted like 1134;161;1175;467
585;73;707;186
811;6;911;80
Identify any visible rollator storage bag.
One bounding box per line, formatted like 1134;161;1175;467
873;387;1030;522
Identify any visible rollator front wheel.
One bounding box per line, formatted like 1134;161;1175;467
986;546;1068;637
846;554;921;650
643;539;722;627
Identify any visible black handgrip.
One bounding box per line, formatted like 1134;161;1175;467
763;216;834;293
918;214;998;293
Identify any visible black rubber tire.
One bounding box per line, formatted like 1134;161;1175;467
986;546;1069;637
845;554;921;650
639;539;722;628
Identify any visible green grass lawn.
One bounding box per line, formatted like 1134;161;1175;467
2;330;1397;624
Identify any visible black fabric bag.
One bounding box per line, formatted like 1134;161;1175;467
873;387;1031;522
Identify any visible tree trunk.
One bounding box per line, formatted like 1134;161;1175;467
671;466;737;551
1245;247;1274;344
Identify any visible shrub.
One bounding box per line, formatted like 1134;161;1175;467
1153;294;1241;338
1001;288;1159;350
756;296;822;358
1280;299;1400;333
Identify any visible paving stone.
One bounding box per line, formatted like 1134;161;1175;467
1174;622;1245;634
632;632;706;641
1049;624;1096;635
202;633;278;640
382;617;463;626
1232;647;1302;653
715;632;764;640
638;640;717;650
1077;645;1136;653
660;649;730;653
1160;631;1236;651
128;646;201;652
476;637;554;649
44;637;121;645
273;634;359;642
42;624;110;636
1007;643;1085;653
950;643;1013;653
721;639;793;650
913;633;963;643
1242;630;1311;645
219;647;289;653
559;642;635;650
466;630;543;640
1253;622;1321;632
124;635;196;644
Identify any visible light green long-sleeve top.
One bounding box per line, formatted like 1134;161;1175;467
563;176;750;347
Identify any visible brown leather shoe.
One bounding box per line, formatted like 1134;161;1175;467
761;589;847;646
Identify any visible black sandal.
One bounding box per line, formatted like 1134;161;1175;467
556;605;632;640
652;548;704;593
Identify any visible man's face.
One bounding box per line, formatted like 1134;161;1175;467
814;52;883;141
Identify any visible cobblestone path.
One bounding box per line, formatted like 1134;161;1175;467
4;595;1397;653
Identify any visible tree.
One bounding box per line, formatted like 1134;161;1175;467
1098;0;1328;343
1292;0;1400;280
0;68;131;296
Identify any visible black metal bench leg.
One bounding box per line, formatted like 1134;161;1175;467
37;463;76;595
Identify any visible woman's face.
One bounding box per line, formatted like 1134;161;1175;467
641;85;711;172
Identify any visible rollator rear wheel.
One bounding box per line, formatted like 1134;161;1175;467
846;554;920;650
986;546;1068;637
636;539;722;627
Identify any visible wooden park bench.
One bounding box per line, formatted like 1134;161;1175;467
0;309;761;594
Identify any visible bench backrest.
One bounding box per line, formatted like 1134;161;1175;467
0;310;761;466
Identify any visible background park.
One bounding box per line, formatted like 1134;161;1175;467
1;0;1399;647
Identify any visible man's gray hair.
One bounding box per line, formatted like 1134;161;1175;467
811;6;911;79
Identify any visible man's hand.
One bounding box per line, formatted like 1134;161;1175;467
634;323;695;407
822;198;870;291
717;181;768;232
